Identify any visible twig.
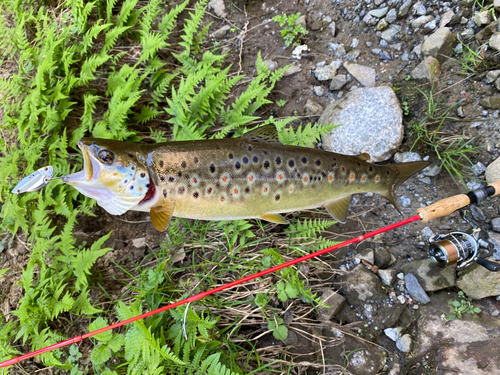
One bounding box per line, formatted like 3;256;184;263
237;6;249;76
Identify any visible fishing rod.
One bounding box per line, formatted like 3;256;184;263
2;176;499;368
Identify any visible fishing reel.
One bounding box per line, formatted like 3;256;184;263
428;228;500;272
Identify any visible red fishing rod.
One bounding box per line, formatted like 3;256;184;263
1;180;499;368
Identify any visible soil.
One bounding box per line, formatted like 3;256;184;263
2;0;500;374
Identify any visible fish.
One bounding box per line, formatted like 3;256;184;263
63;125;429;231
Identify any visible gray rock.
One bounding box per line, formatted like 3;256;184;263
381;24;401;43
211;25;230;39
396;334;412;352
490;33;500;51
412;15;434;29
401;259;455;292
460;28;475;40
262;59;278;72
340;264;386;306
421;163;441;176
329;74;347;91
355;248;374;264
317;289;346;321
304;99;323;116
410;56;440;83
404;273;431;304
295;14;306;29
489;231;500;260
384;327;403;341
495;77;500;92
492;217;500;232
320;86;404;162
328;21;336;37
467;180;484;190
474;10;490;27
378;268;398;285
388;364;402;375
374;246;393;268
479;96;500;109
421;226;434;239
400;195;411;207
313;85;326;97
314;65;337;81
412;1;426;16
379;50;393;61
419;176;431;184
394;151;422;163
348;349;387;375
496;0;500;10
376;18;389;31
439;10;454;27
486;157;500;183
423;19;437;33
335;44;347;58
283;65;302;76
471;205;486;222
471;161;486;176
371;48;382;54
421;27;454;61
343;62;376;87
369;6;389;18
386;8;397;23
363;13;378;25
457;259;500;299
132;237;146;248
486;70;500;83
398;0;412;18
208;0;226;17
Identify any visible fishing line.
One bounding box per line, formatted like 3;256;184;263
1;180;499;368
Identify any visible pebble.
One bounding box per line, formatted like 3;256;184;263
467;181;484;190
384;327;403;341
132;238;147;248
397;295;406;304
400;196;411;207
394;152;422;163
492;218;500;232
471;162;487;176
314;66;337;81
386;8;397;23
470;205;486;222
396;334;412;352
313;86;326;96
413;2;427;16
369;6;389;18
421;227;434;239
404;273;431;304
422;164;442;177
419;176;432;184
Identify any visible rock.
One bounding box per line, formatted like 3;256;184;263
380;24;401;43
421;27;454;61
314;65;337;81
211;25;230;39
490;33;500;51
292;45;308;59
421;226;434;239
495;77;500;92
398;0;412;19
355;248;374;264
401;259;455;292
388;364;402;375
283;65;302;76
486;70;500;83
348;349;387;375
439;10;454;27
376;18;389;31
329;74;347;91
340;264;386;306
422;163;442;176
396;334;412;352
317;289;346;321
328;21;336;37
374;247;393;268
479;96;500;109
496;0;500;10
490;232;500;260
471;161;486;176
386;9;397;23
319;87;404;162
471;205;486;222
283;330;298;346
475;21;497;42
262;59;278;72
394;152;422;163
343;62;376;87
378;268;398;285
208;0;225;17
384;327;403;341
457;259;500;299
304;99;323;116
369;7;389;18
412;15;434;29
410;56;440;83
363;13;378;26
312;85;325;97
400;195;411;207
404;273;431;304
132;237;146;248
467;180;484;191
474;10;490;27
492;217;500;232
412;1;426;16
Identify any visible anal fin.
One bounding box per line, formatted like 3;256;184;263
324;196;352;223
260;213;289;224
150;199;176;231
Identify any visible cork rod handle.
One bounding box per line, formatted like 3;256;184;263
417;180;500;223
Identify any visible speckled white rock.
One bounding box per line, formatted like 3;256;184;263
486;157;500;183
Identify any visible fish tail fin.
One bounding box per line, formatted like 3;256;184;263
381;161;430;213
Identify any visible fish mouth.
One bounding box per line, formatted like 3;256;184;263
63;141;101;188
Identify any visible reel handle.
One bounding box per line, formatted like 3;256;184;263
418;180;500;223
476;257;500;272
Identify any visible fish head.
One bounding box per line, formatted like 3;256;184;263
64;138;157;215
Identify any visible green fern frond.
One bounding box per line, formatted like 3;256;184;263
286;218;336;239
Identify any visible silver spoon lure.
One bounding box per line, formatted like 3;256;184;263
11;166;63;194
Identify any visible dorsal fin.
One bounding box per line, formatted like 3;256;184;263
241;125;281;144
357;153;371;161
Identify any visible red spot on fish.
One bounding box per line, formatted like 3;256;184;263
303;176;308;182
289;186;293;191
207;187;212;194
249;175;254;181
221;196;225;202
222;176;228;182
192;177;197;183
375;176;380;182
263;186;268;193
329;174;333;181
362;176;366;181
233;189;238;194
350;174;354;179
278;174;283;180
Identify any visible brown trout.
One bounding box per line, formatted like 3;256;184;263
63;125;429;231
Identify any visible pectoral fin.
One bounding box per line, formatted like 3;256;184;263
150;200;176;231
324;196;352;223
260;213;289;224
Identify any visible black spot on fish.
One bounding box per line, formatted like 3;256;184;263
193;192;199;198
243;157;249;164
178;186;185;195
263;151;268;155
248;146;252;151
146;184;150;188
288;160;294;167
194;157;199;163
178;171;182;177
140;172;146;178
387;171;390;175
302;157;307;164
245;187;250;193
276;156;282;165
168;176;175;182
128;153;134;158
163;189;167;197
181;161;186;168
210;164;216;173
315;159;321;166
159;160;164;168
159;175;165;182
358;162;361;167
124;179;128;183
275;194;280;201
235;161;241;170
207;187;212;194
252;156;258;163
130;186;134;190
131;166;135;170
228;153;233;159
368;166;373;172
264;161;270;169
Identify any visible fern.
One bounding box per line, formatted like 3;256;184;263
286;218;337;239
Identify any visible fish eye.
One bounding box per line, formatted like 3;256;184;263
98;150;114;164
